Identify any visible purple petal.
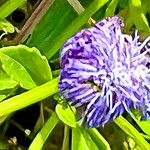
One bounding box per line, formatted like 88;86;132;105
59;16;150;128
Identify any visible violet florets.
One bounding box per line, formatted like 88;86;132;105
59;16;150;128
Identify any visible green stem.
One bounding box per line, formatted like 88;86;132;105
28;112;59;150
62;125;70;150
114;116;150;150
47;0;109;59
0;0;26;18
0;77;58;118
87;128;110;150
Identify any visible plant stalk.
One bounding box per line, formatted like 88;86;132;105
0;77;58;118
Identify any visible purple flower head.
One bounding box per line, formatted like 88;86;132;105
59;16;150;128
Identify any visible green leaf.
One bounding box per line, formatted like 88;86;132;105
129;112;150;136
0;78;17;90
72;127;105;150
26;0;109;59
134;13;149;31
55;104;76;128
0;77;58;118
0;69;18;101
0;88;18;102
28;112;59;150
87;128;110;150
0;116;7;124
0;69;17;90
72;127;89;150
0;70;18;101
47;0;109;59
131;0;141;7
0;0;26;18
128;137;136;149
26;0;77;58
105;0;119;17
0;18;15;34
80;129;99;150
0;45;52;89
118;0;128;8
114;116;150;150
0;95;6;102
0;140;8;150
138;120;150;135
129;0;149;31
0;52;36;89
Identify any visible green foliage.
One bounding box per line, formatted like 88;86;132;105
138;121;150;135
87;128;111;149
28;112;59;150
0;45;52;91
105;0;118;17
0;69;18;101
0;69;17;90
0;77;58;117
72;127;99;150
129;0;149;31
0;18;15;35
0;51;36;89
26;0;109;59
0;0;26;18
115;116;150;149
0;0;150;149
26;0;77;58
55;104;76;128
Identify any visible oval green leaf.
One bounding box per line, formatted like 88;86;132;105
0;52;36;89
55;104;76;128
0;45;52;89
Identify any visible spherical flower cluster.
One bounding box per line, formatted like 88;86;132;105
59;16;150;128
